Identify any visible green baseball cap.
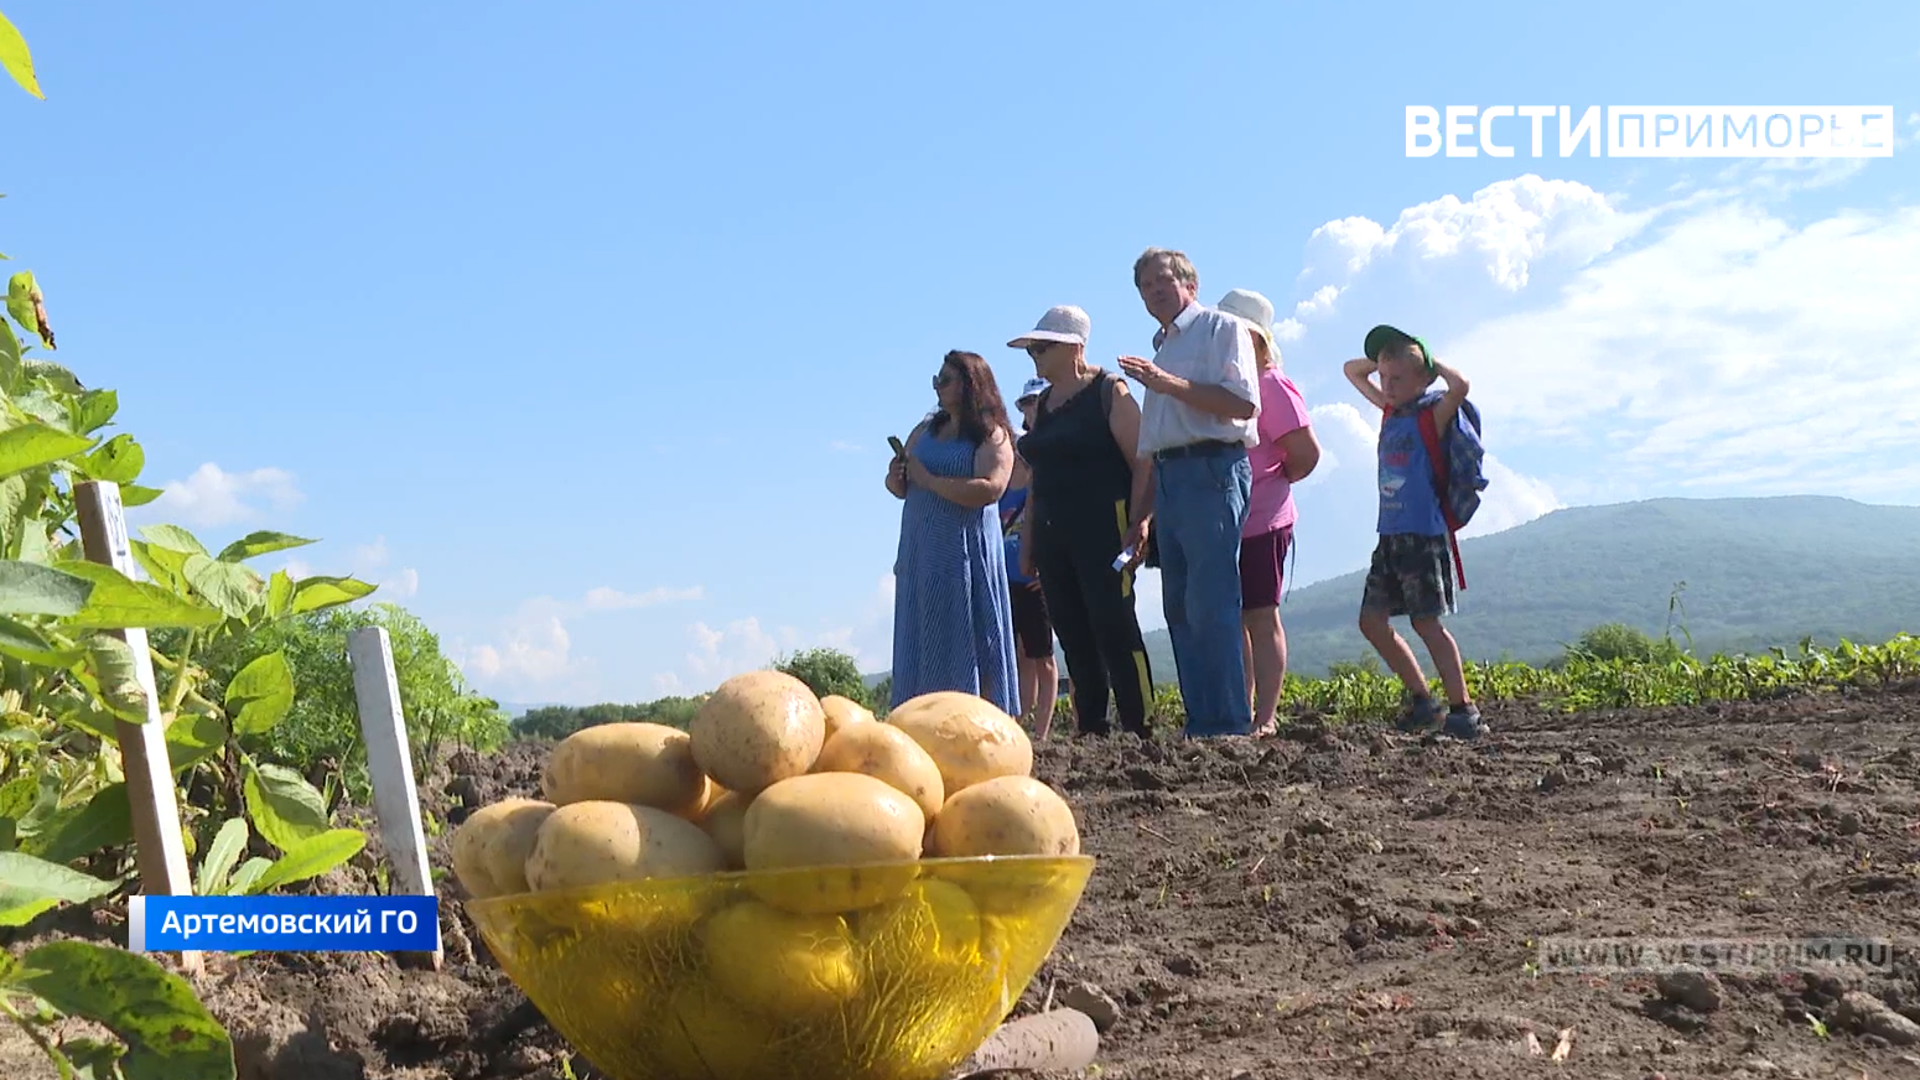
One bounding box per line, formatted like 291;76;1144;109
1363;324;1434;371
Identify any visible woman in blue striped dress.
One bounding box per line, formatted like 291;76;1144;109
884;350;1022;715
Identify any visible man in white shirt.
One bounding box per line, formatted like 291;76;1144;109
1117;248;1261;737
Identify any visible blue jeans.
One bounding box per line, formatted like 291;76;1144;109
1154;449;1253;736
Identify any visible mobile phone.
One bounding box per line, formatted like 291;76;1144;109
887;436;906;458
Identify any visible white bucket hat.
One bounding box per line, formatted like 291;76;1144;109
1007;305;1090;349
1217;289;1274;344
1016;377;1049;403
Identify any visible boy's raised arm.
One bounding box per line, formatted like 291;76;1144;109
1431;360;1470;433
1343;358;1391;411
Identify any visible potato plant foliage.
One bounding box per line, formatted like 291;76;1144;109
0;15;352;1077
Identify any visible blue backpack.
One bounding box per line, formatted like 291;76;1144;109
1395;390;1490;588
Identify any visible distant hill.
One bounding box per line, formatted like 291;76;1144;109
1138;495;1920;680
861;496;1920;688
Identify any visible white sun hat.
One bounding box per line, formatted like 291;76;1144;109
1007;305;1091;349
1216;289;1275;345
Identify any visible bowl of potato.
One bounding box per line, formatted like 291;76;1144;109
451;671;1093;1080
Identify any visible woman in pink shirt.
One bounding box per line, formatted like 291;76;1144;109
1218;290;1321;737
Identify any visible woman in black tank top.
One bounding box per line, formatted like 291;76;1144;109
1008;319;1157;738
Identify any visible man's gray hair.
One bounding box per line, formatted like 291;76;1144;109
1133;247;1198;289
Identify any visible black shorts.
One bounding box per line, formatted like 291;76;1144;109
1009;581;1054;660
1360;533;1455;619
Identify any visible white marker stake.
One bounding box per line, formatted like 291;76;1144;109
72;481;203;977
347;625;443;968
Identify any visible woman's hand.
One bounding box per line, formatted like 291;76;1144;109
885;455;910;498
905;454;935;489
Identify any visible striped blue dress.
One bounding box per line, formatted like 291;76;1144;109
890;428;1021;715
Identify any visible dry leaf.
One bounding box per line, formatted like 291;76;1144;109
1552;1027;1574;1062
1525;1031;1544;1056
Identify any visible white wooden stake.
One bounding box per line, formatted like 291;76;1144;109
72;481;203;976
346;625;442;967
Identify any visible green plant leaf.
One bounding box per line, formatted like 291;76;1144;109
265;570;293;619
225;857;271;896
84;634;152;722
130;539;192;595
54;1037;125;1080
7;272;51;349
80;433;144;484
0;11;44;100
290;575;376;614
15;940;238;1080
225;650;293;735
0;558;92;616
0;616;85;665
164;712;225;774
194;818;249;897
50;694;120;740
69;388;118;434
56;560;226;629
120;483;164;507
0;321;20;394
181;554;263;621
0;420;93;481
246;828;365;895
23;360;81;396
215;531;316;563
0;851;115;926
25;782;133;866
243;760;330;853
137;524;207;557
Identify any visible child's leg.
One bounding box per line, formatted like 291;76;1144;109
1358;536;1433;701
1403;535;1486;738
1409;617;1470;705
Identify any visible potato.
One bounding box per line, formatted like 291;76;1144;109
689;670;827;795
699;788;752;869
819;694;876;742
854;878;982;966
704;900;861;1016
811;721;944;818
742;772;925;913
928;775;1080;858
541;721;707;815
450;797;554;899
887;691;1033;796
652;983;774;1078
524;800;727;892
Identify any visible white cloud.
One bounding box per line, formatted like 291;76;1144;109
452;583;706;699
1443;202;1920;493
152;463;301;529
1264;172;1920;524
464;608;574;685
585;585;705;611
829;440;862;453
347;535;419;599
649;574;896;697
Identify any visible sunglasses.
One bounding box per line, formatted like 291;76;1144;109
1025;342;1052;359
932;371;956;389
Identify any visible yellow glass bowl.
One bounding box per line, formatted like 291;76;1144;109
465;854;1094;1080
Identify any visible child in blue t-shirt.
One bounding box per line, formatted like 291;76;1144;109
1343;326;1486;740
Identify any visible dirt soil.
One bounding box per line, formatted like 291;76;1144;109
8;683;1920;1080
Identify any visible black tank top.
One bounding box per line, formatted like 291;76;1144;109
1015;371;1134;531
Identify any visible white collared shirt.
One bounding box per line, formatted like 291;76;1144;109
1136;301;1261;457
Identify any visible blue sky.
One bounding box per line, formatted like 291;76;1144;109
6;2;1916;706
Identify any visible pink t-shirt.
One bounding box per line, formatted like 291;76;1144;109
1243;368;1311;538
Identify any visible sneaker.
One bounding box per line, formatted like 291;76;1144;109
1444;704;1488;741
1395;697;1445;734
